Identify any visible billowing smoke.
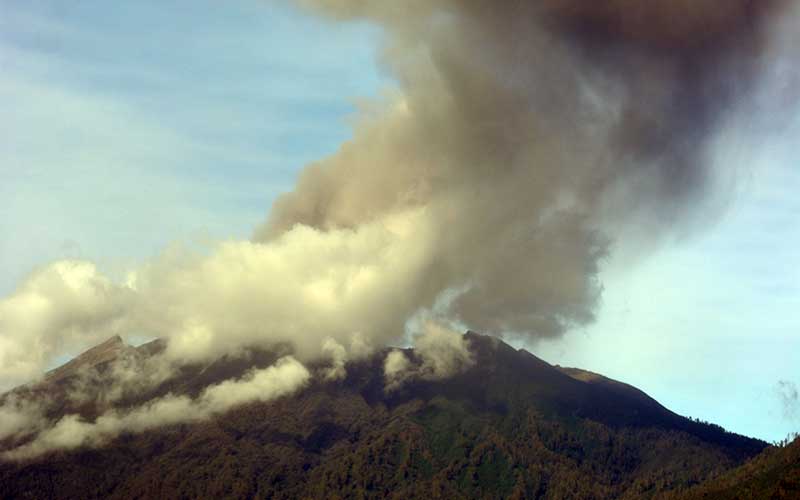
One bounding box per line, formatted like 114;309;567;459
0;0;795;459
384;321;475;392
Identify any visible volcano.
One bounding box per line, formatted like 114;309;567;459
0;333;777;499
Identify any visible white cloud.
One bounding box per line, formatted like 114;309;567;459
0;261;135;390
0;208;436;390
131;210;436;365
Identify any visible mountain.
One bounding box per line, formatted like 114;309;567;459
0;333;774;499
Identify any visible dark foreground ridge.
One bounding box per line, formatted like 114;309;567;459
0;333;784;499
677;434;800;499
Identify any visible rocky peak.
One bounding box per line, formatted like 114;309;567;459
45;335;132;383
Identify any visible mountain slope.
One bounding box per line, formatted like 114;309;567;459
0;333;768;499
44;336;133;384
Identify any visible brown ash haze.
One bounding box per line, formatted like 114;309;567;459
0;0;798;470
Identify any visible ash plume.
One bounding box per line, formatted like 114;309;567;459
257;0;791;338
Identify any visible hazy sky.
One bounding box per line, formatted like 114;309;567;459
1;0;798;442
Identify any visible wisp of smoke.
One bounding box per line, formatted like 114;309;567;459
777;380;799;422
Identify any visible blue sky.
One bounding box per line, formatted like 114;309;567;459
1;0;385;290
1;0;797;442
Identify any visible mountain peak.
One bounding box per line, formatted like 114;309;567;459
44;335;130;383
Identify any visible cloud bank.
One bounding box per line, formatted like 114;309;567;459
3;356;310;461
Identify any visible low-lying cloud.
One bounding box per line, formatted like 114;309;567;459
3;356;310;461
0;395;48;442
